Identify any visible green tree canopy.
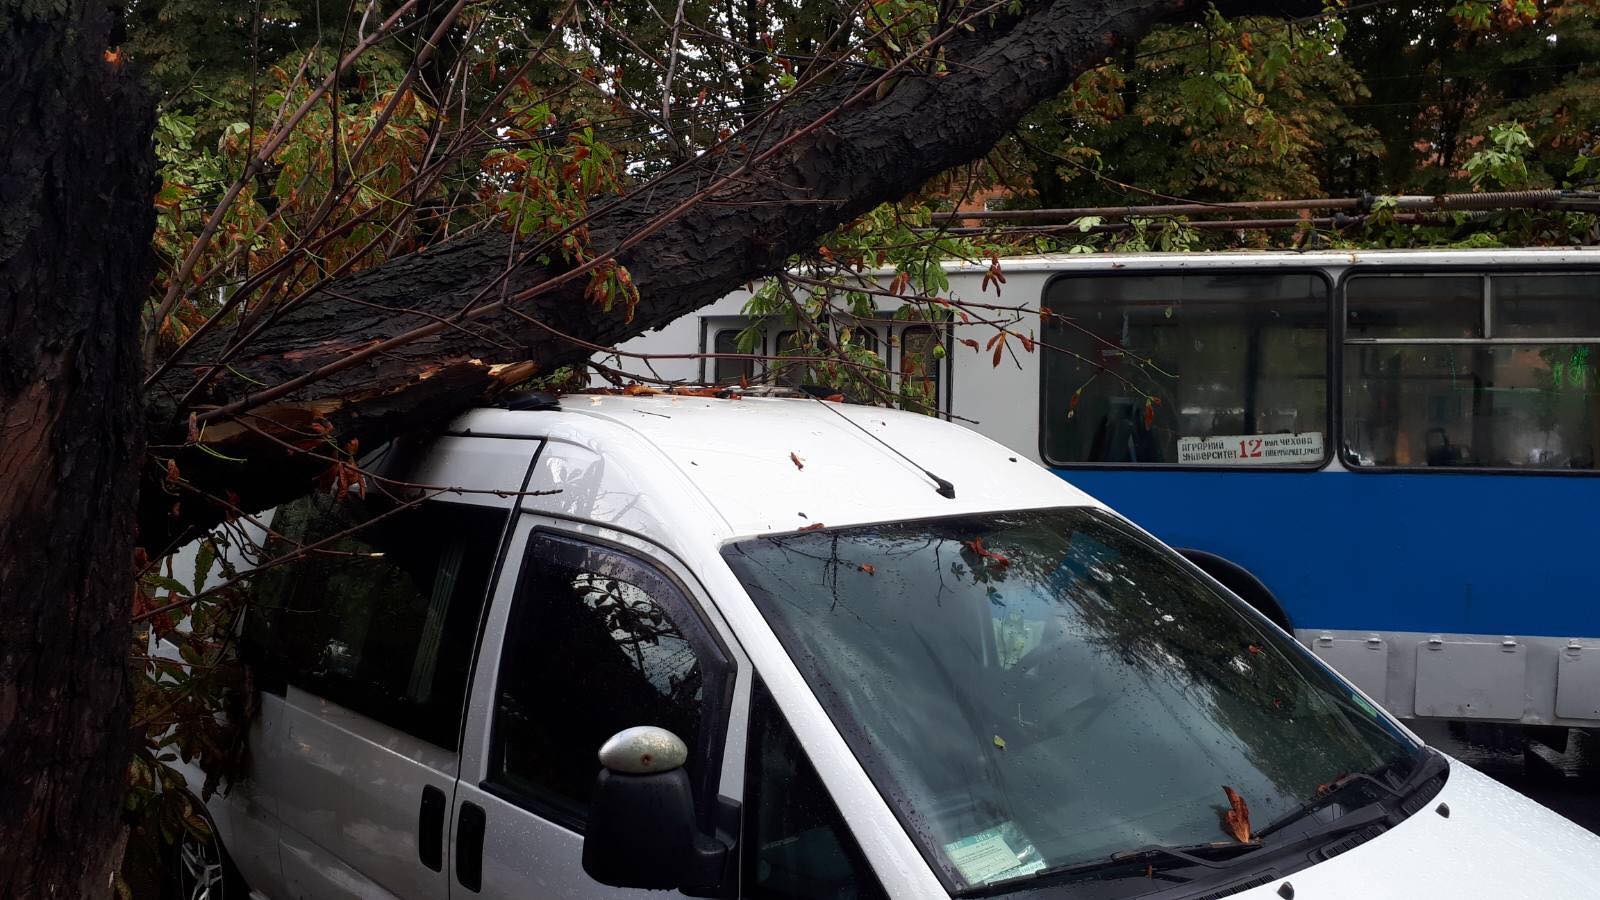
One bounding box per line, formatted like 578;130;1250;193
1005;0;1600;209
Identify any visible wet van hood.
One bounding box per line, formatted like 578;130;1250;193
1229;758;1600;899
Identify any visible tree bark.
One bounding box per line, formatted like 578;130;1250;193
144;0;1310;553
0;3;156;896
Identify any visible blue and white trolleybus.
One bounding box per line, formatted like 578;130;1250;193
616;248;1600;731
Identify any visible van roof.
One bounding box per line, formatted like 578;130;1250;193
450;394;1097;540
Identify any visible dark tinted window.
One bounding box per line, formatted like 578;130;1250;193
1492;274;1600;338
1042;273;1328;466
846;326;879;355
714;329;755;386
489;534;721;829
898;324;940;408
244;495;504;748
1346;275;1481;339
775;330;807;388
744;680;885;900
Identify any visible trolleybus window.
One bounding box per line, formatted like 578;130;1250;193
774;330;807;388
1344;275;1481;339
712;329;755;385
844;325;879;355
1493;273;1600;338
1342;273;1600;471
900;324;941;408
1040;273;1328;467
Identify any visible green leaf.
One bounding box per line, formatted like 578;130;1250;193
193;541;217;595
145;575;191;598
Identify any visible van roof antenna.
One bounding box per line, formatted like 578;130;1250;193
800;388;956;500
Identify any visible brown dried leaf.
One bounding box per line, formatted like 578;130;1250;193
1221;786;1252;843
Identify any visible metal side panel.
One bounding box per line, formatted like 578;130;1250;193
1556;643;1600;720
406;435;543;508
1414;639;1527;719
1311;636;1389;705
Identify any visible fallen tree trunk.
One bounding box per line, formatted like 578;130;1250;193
144;0;1307;552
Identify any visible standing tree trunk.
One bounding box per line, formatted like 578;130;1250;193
0;2;156;896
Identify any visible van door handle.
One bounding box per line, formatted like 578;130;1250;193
456;800;486;892
418;785;445;871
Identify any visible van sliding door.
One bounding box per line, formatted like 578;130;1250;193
242;436;542;898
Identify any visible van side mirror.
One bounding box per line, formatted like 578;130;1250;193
581;726;732;896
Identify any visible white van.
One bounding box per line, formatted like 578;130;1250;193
177;394;1600;900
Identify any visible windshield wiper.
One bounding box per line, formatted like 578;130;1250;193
960;840;1262;895
972;805;1404;897
1271;800;1390;847
1258;749;1447;842
1107;840;1265;870
964;755;1449;898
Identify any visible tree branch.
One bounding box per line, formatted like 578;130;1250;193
142;0;1315;549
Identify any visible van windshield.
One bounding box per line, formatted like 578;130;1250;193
722;508;1420;894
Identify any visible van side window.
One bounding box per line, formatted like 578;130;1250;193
242;494;504;749
487;533;726;831
744;679;885;900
